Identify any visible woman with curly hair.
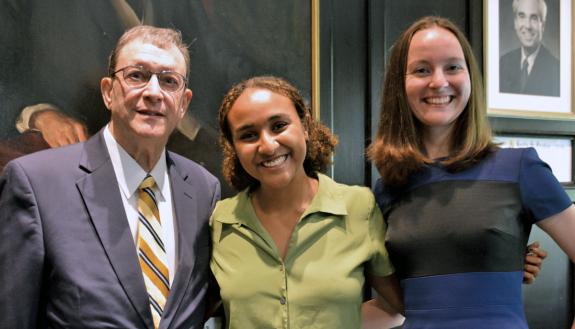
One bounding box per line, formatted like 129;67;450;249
209;76;403;328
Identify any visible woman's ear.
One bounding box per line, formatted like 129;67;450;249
303;115;311;141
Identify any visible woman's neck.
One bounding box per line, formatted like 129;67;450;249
252;174;318;216
422;126;453;160
251;173;319;259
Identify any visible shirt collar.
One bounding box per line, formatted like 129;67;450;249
103;125;168;200
301;173;348;217
520;44;541;73
215;173;348;226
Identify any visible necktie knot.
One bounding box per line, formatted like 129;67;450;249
140;175;156;190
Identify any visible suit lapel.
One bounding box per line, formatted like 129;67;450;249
161;154;198;328
76;132;154;329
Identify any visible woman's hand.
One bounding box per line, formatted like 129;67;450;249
523;241;547;284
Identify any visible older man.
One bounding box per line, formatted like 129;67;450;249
499;0;560;96
0;26;220;329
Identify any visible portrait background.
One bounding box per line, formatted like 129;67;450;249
0;0;311;197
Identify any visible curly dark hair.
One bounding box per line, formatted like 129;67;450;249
218;76;338;191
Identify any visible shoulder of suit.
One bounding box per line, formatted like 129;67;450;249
167;150;219;182
3;142;85;183
500;47;521;63
12;141;84;168
537;45;559;64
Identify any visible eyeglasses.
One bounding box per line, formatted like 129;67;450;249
111;65;187;93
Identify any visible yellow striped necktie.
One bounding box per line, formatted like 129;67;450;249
137;175;169;328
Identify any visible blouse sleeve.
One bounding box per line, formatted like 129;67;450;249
519;147;572;222
367;192;395;277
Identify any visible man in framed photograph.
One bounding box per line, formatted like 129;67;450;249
499;0;560;97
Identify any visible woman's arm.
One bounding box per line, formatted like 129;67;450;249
362;274;405;328
362;295;405;329
368;274;404;315
536;204;575;329
537;205;575;263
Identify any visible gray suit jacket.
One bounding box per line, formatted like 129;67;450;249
0;130;220;328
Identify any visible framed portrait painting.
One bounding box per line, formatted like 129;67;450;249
0;0;317;198
485;0;573;117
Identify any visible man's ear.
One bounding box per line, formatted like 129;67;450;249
179;88;193;119
100;77;113;110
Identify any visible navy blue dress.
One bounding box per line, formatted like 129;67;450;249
374;148;571;329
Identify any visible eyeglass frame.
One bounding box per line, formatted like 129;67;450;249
110;65;188;93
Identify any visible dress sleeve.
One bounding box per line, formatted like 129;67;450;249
367;192;395;277
373;178;404;216
519;147;572;222
373;178;390;213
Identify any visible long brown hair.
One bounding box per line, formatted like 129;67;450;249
218;76;338;191
367;16;495;186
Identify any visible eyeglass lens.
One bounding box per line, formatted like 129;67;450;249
121;66;185;92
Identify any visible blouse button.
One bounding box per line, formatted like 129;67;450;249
279;297;286;305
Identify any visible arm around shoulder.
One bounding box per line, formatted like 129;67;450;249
536;204;575;329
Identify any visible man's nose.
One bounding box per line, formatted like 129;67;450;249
142;74;164;101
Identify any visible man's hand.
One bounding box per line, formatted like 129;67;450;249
523;241;548;284
30;110;88;147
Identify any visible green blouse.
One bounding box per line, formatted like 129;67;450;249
210;173;394;329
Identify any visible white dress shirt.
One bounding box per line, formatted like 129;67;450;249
520;45;541;75
103;126;177;284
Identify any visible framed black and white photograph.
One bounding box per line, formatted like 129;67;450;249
485;0;573;116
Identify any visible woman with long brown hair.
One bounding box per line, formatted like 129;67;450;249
368;16;575;328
